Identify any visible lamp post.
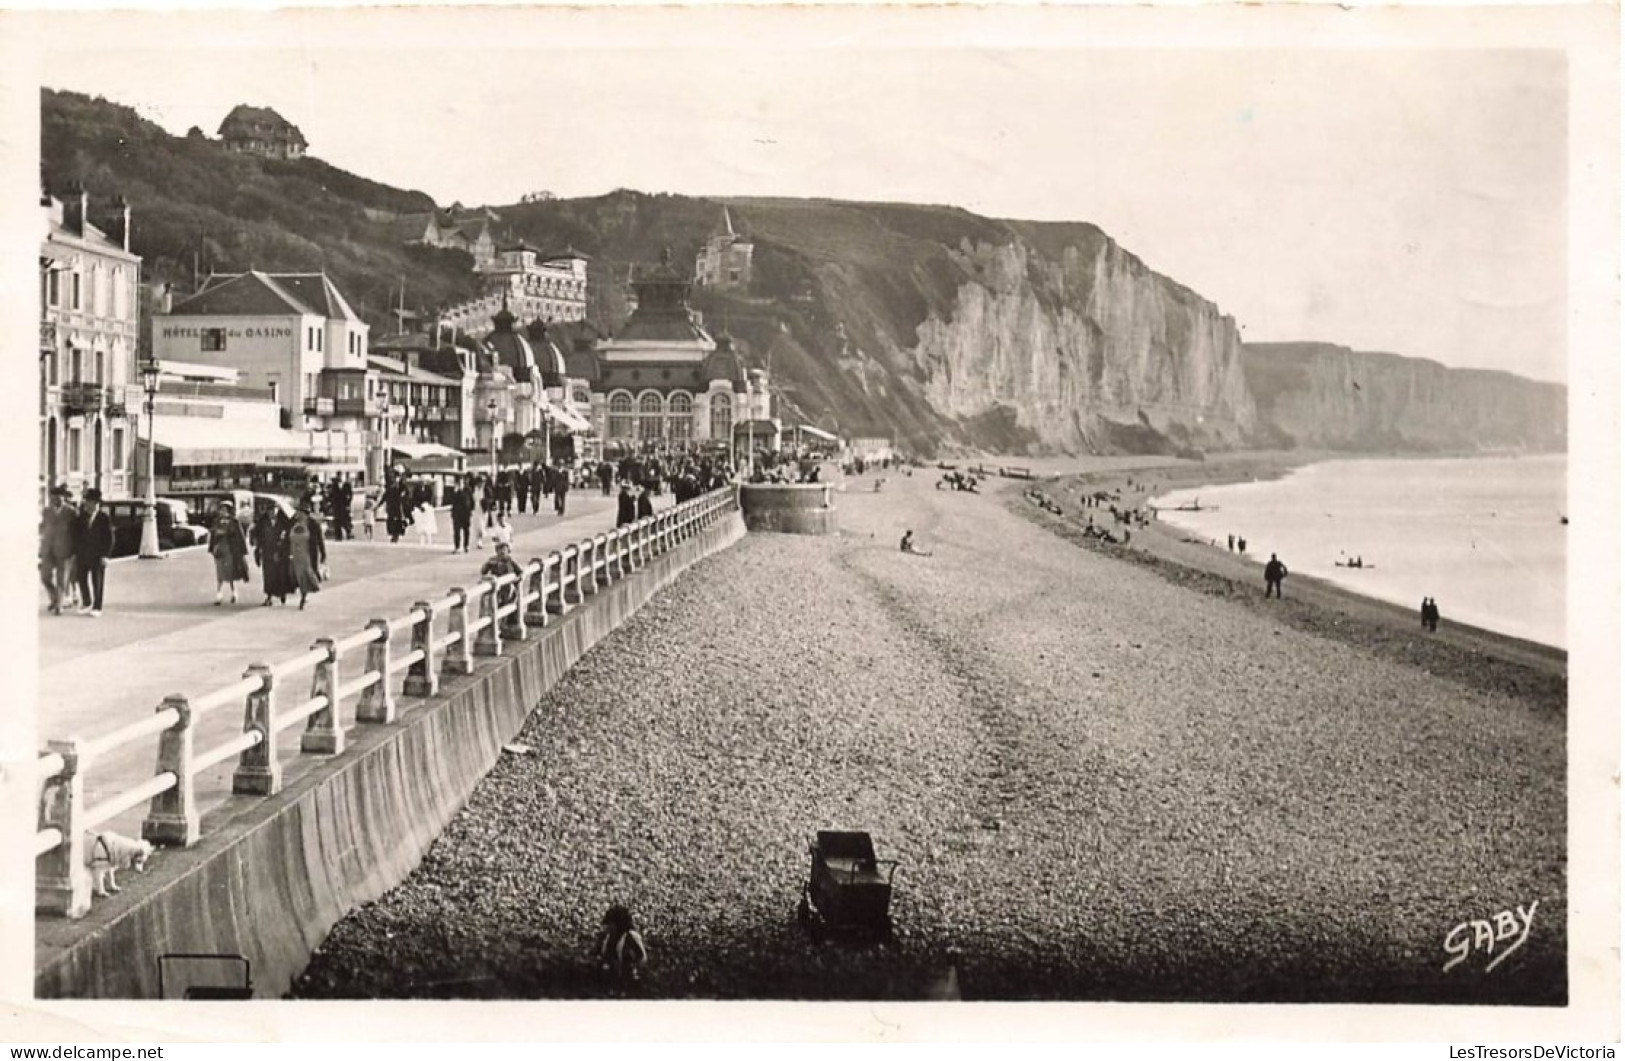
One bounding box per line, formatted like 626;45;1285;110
138;357;162;559
487;397;498;474
541;405;551;466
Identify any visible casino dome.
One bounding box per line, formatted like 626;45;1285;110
703;331;749;394
524;318;569;388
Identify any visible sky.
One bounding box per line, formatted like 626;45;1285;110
3;4;1609;384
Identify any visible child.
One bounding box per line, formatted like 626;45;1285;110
361;491;378;541
414;499;438;546
488;510;513;550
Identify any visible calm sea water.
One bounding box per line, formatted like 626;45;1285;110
1153;456;1567;648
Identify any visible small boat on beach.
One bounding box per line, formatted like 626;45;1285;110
1334;561;1376;570
1172;501;1214;512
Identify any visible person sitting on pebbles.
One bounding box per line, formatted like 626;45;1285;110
899;530;933;557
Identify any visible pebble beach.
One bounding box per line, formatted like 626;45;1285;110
292;460;1566;1004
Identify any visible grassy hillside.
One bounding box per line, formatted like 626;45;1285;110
42;88;482;336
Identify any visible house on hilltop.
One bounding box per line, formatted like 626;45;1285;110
218;104;307;160
694;207;753;290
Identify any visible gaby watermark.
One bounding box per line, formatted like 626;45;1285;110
1442;900;1538;973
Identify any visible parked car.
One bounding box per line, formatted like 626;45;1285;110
155;499;209;547
104;499;207;558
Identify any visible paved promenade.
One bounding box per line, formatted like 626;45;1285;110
35;489;640;840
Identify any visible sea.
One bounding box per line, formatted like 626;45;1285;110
1152;455;1567;649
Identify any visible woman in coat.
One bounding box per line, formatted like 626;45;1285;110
288;498;327;610
253;507;295;606
208;501;253;605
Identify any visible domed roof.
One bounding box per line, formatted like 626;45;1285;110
703;330;748;393
523;318;569;386
482;297;538;382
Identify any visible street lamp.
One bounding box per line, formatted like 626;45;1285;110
541;404;551;466
486;397;498;474
138;356;162;559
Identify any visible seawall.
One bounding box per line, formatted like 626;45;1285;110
34;508;746;1000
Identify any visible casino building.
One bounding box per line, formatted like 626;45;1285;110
566;249;776;454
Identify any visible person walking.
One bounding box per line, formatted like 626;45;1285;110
254;506;295;606
553;461;571;517
449;477;475;553
488;510;514;550
73;488;114;617
208;500;253;605
288;498;327;610
384;480;409;544
39;485;79;615
361;489;378;541
1263;553;1288;599
598;461;613;496
636;484;654;521
616;482;636;528
530;464;545;513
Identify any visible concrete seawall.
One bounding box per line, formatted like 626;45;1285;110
34;509;747;1000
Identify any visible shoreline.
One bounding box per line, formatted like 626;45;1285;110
996;453;1565;706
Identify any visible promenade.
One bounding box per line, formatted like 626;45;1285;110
35;489;637;841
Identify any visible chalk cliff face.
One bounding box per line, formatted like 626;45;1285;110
908;235;1257;454
1243;343;1567;453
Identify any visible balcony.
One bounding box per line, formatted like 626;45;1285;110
39;321;57;351
59;382;106;413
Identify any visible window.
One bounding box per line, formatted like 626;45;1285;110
729;269;741;283
202;328;228;352
608;392;634;440
710;392;733;442
67;427;81;472
70;348;83;383
667;391;693;442
112;426;125;471
113;268;127;320
95;350;105;385
47;269;60;307
71;272;82;311
638;391;664;441
572;388;591;407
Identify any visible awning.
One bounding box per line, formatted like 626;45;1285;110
390;441;466;461
151;416;314;466
539;400;593;435
790;424;838;442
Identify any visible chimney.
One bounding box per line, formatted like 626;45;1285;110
159;282;173;314
63;180;88;235
110;195;132;252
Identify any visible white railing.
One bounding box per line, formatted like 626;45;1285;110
34;486;739;918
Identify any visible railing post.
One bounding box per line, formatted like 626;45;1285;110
641;517;654;564
546;551;568;614
302;638;343;755
526;559;550;628
474;580;502;657
594;534;611;586
356;619;397;723
233;664;279;796
404;601;441;697
508;567;532;641
442;588;475;676
611;529;628;579
143;695;198;846
563;545;584;604
36;739;90;918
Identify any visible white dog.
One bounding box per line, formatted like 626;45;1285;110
83;831;153;897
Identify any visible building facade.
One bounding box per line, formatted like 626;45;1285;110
693;207;754;290
154;271;382;481
572;249;774;453
40;184;142;504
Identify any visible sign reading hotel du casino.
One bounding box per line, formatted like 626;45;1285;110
159;321;298;354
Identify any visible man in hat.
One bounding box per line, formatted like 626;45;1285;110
39;484;79;615
74;487;114;617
